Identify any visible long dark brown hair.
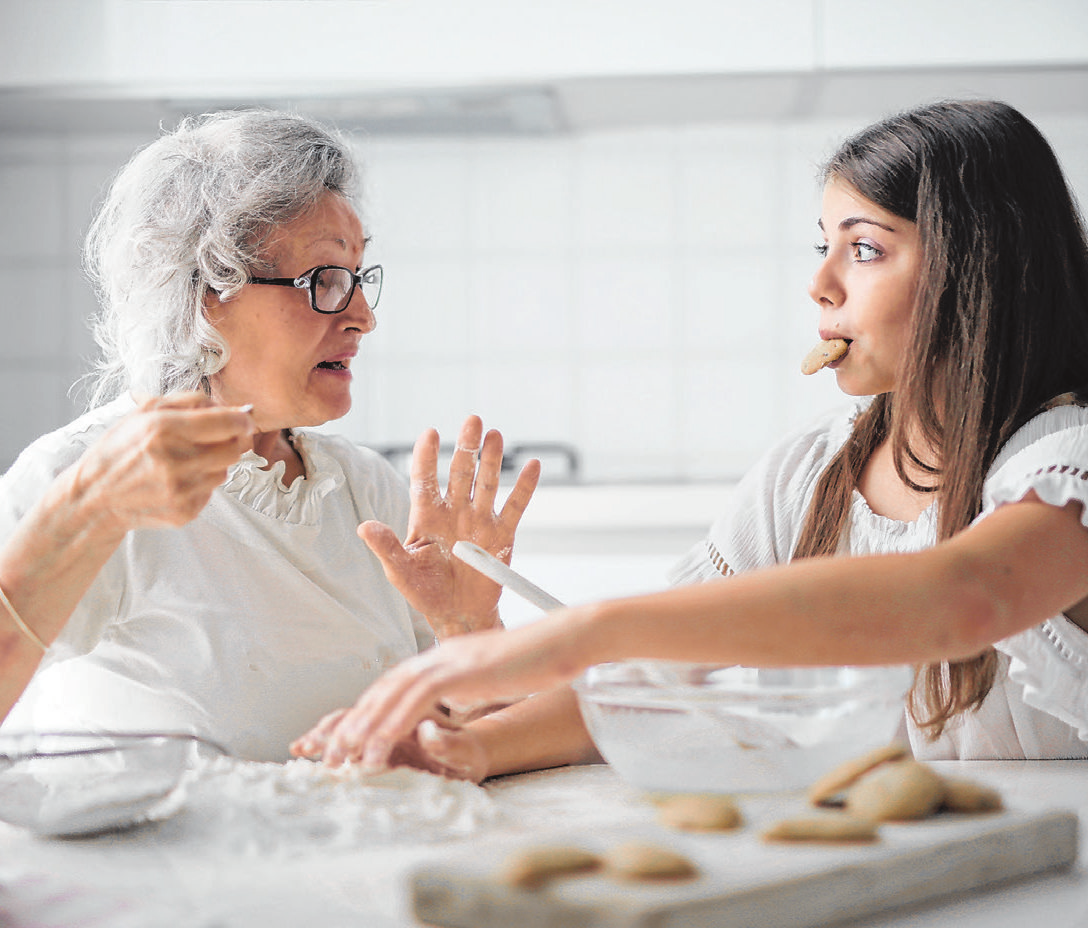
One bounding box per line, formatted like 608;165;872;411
792;100;1088;737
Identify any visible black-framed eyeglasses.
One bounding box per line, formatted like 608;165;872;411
247;264;383;314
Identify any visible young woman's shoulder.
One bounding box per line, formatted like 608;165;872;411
668;399;866;582
982;400;1088;519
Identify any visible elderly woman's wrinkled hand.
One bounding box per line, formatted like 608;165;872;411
68;392;256;533
360;415;540;639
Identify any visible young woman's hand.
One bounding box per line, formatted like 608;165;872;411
291;709;489;783
67;392;256;534
292;613;591;770
359;415;541;639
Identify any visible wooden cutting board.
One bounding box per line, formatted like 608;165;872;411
410;806;1077;928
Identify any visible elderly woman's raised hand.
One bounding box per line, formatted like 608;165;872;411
69;392;256;533
359;416;540;639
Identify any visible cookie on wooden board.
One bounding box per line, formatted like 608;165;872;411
603;842;699;881
499;845;601;890
655;793;743;831
808;742;910;806
761;812;880;844
845;760;947;822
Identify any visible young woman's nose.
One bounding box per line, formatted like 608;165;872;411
808;256;845;308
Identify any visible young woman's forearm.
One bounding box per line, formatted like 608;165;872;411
0;466;128;718
582;500;1088;670
470;685;601;779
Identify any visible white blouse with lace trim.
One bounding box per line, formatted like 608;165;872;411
668;399;1088;760
0;395;434;762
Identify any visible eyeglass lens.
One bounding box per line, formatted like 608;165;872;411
313;267;381;313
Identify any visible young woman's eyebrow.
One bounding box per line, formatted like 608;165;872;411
817;217;898;233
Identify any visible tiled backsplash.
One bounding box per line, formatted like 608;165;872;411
3;112;1087;483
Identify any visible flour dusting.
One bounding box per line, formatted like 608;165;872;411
152;756;497;854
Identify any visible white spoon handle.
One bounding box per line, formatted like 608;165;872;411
452;541;566;613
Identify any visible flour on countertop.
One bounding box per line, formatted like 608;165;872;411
150;756;497;854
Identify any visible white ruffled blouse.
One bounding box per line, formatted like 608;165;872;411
0;395;433;761
669;399;1088;760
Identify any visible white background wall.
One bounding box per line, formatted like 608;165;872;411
4;110;1088;482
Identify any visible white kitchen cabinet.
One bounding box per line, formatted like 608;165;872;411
820;0;1088;70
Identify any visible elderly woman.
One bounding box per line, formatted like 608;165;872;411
0;110;537;762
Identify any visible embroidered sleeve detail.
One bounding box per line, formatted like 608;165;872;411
996;617;1088;742
1040;618;1088;666
667;538;735;586
705;540;735;578
1029;463;1088;482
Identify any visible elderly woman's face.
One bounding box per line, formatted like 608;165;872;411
205;193;372;431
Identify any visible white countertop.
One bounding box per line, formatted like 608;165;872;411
0;759;1085;928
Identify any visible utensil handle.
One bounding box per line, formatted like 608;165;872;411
452;541;566;613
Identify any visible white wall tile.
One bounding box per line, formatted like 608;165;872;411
572;131;677;250
677;357;783;480
0;164;65;259
576;359;678;480
679;256;781;355
0;367;73;471
573;255;676;354
469;256;573;356
676;126;781;250
0;266;67;359
467;140;573;251
365;256;472;360
362;358;476;447
358;140;472;254
466;359;578;460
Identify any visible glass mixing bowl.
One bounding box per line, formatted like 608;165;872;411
573;662;913;794
0;731;225;836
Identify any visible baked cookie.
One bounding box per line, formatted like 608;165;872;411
845;760;946;822
801;338;849;375
603;842;698;881
761;812;879;844
499;845;601;890
940;777;1003;814
655;793;743;831
808;742;910;806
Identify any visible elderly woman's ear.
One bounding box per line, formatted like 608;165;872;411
202;288;227;326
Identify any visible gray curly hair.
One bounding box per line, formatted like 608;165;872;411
82;109;360;406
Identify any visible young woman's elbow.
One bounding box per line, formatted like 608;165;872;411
937;561;1007;657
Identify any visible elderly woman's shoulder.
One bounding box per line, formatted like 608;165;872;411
2;395;136;488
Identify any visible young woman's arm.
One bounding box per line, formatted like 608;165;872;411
304;494;1088;768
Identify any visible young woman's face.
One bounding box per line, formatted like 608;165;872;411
808;178;923;397
205;192;374;432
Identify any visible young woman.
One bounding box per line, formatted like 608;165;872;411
294;99;1088;775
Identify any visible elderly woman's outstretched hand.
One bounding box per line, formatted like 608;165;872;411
70;392;256;533
360;416;540;639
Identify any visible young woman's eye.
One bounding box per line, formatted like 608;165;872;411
813;242;829;258
853;241;882;262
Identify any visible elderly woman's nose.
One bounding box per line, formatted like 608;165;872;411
344;292;377;333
